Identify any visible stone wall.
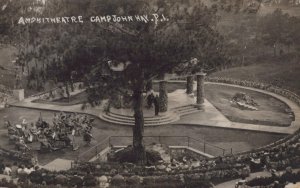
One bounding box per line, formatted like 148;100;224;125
169;146;213;161
30;82;84;101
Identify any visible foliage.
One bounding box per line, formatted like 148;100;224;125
112;146;162;165
257;9;300;55
11;0;228;163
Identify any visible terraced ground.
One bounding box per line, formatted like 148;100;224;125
0;107;285;165
210;61;300;95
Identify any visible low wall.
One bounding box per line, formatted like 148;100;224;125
13;89;24;101
89;147;111;162
30;82;84;101
169;146;214;161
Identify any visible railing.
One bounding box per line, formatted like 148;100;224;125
77;137;110;162
108;136;231;156
188;137;230;156
108;136;190;148
76;135;231;162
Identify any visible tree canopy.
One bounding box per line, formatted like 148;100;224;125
11;0;229;164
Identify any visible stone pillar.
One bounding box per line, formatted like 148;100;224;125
196;72;206;108
159;80;168;112
186;75;194;94
13;89;24;101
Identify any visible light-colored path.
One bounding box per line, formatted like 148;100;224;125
173;98;232;128
8;82;300;134
40;158;73;171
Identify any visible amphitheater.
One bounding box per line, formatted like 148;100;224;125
0;75;299;187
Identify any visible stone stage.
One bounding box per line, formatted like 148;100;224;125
100;89;232;127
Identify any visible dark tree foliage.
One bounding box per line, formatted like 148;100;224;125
257;9;300;56
13;0;227;164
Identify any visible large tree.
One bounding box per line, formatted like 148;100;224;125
15;0;227;164
258;9;292;56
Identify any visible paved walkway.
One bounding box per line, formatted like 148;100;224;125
40;158;73;171
10;87;104;117
111;89;198;117
9;82;300;134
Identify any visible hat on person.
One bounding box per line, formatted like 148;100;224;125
22;119;28;124
16;124;22;129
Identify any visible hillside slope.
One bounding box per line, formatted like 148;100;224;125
0;46;17;88
210;62;300;95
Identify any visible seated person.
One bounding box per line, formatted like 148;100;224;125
58;133;72;146
16;137;30;151
83;129;93;144
39;135;55;151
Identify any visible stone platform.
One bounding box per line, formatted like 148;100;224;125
9;82;300;134
99;89;205;126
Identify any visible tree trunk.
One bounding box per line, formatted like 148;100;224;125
159;81;168;112
70;79;74;92
132;72;146;165
196;73;205;105
186;76;194;94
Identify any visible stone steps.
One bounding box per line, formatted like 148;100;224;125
100;112;180;126
99;104;202;126
172;104;203;116
108;112;177;121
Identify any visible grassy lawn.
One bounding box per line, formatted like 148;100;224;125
155;81;292;127
205;84;293;127
0;107;285;165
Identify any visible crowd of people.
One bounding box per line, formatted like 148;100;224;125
5;112;95;153
245;167;300;188
0;161;104;188
68;125;300;187
74;78;300;187
67;76;300;187
0;78;299;187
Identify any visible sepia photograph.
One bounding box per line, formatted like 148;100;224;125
0;0;300;187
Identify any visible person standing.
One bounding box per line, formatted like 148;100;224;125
147;93;154;109
153;95;159;116
3;164;12;175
